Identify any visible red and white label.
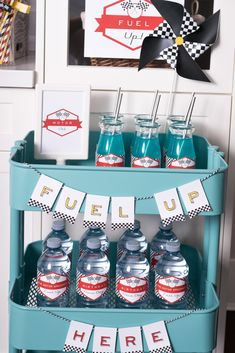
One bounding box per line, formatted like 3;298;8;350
132;156;160;168
77;273;109;301
116;275;148;303
150;250;162;270
43;108;82;137
96;153;124;167
37;272;69;300
155;276;187;304
167;156;195;169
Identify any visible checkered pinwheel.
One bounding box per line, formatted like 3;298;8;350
139;0;220;82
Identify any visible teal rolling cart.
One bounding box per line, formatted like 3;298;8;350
9;131;228;353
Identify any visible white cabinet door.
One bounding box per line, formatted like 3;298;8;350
44;0;234;93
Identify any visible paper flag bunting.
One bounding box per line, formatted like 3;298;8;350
83;194;110;229
28;174;63;213
178;179;212;218
111;196;135;230
139;0;220;82
142;321;172;353
154;187;185;226
119;326;143;353
92;326;117;353
53;186;85;224
63;320;93;353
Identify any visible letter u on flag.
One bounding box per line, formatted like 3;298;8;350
111;197;135;230
178;179;212;218
92;326;117;353
154;188;185;226
63;320;93;353
28;174;63;213
119;326;143;353
53;186;85;224
83;194;110;229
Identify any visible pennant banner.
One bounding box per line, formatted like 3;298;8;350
63;320;93;353
111;196;135;230
119;326;143;353
154;188;185;226
83;194;110;229
142;321;172;353
53;186;85;224
27;170;216;228
178;179;212;218
28;174;63;213
92;326;117;353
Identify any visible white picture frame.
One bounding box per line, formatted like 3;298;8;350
35;84;90;163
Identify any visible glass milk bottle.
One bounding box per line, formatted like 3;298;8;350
163;115;186;163
166;122;196;169
96;118;125;167
132;121;161;168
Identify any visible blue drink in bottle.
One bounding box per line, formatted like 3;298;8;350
163;115;186;164
132;121;161;168
166;122;196;169
96;118;125;167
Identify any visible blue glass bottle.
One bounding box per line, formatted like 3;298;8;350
96;118;125;167
166;122;196;169
163;115;186;164
132;121;161;168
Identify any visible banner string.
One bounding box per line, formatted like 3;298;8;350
25;163;221;201
35;305;201;327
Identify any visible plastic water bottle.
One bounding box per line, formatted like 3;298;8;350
43;219;73;259
37;238;71;307
80;226;109;255
150;222;177;270
116;239;150;309
117;219;147;258
154;240;189;309
76;238;110;308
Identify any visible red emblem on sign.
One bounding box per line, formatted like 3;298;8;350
95;0;163;51
43;108;82;137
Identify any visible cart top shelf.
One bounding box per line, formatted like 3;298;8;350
10;131;228;214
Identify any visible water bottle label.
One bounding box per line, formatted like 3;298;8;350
166;156;195;169
131;156;160;168
150;250;162;270
76;272;109;301
155;275;187;304
37;271;69;301
96;153;125;167
116;275;148;304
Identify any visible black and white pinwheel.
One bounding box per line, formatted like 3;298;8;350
139;0;220;82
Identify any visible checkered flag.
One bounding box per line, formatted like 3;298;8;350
139;0;220;82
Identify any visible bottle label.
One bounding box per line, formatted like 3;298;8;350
76;272;109;301
166;156;195;169
116;275;148;304
131;156;160;168
150;249;162;270
96;153;124;167
155;275;187;304
37;271;69;301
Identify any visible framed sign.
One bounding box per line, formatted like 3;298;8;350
35;84;90;163
84;0;184;60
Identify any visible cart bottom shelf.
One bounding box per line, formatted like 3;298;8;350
9;241;219;353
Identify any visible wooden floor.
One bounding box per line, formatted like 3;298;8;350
224;311;235;353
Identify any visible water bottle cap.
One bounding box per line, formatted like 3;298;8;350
166;240;180;252
47;237;61;249
134;219;141;230
126;239;141;251
159;221;172;231
87;238;101;250
89;226;100;230
52;219;65;231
